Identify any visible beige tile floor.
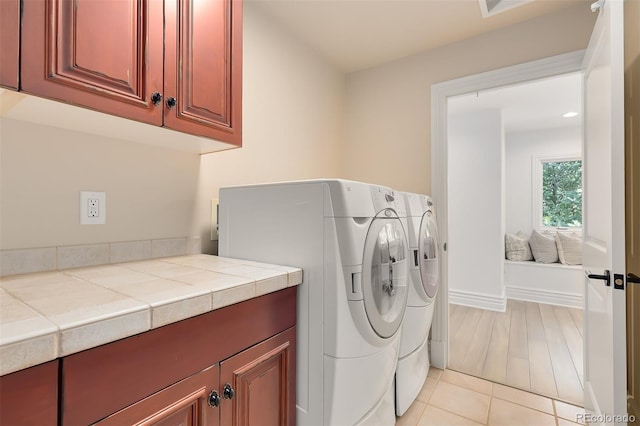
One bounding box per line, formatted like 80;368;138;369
396;368;585;426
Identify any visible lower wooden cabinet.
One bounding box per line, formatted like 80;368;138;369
95;364;220;426
95;327;296;426
0;0;20;89
63;287;297;425
0;360;58;426
220;327;295;426
0;287;297;426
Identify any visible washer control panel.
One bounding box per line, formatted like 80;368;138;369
371;185;406;216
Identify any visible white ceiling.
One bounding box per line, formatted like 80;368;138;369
249;0;587;134
448;72;582;134
248;0;591;73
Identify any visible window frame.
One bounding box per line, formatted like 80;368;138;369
532;154;583;233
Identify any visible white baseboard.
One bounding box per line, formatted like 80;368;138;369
449;289;506;312
506;286;583;308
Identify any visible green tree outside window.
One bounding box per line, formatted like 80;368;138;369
542;160;582;227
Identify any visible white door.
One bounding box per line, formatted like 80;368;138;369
582;0;627;423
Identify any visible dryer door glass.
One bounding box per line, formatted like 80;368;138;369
419;211;440;299
362;217;409;338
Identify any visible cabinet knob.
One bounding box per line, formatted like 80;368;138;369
166;97;177;109
208;390;221;407
151;92;163;106
223;383;235;400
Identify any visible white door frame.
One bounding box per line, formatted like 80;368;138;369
429;50;585;369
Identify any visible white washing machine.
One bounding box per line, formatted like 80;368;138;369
219;179;409;425
395;192;440;416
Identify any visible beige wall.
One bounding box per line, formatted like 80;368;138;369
0;2;597;253
0;2;345;252
0;118;201;249
343;3;596;195
194;2;346;253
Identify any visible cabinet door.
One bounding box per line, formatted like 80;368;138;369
220;327;296;426
0;0;20;89
0;360;58;426
95;364;220;426
21;0;164;125
164;0;242;145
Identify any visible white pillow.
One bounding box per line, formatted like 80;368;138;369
555;232;582;265
505;232;533;261
529;229;559;263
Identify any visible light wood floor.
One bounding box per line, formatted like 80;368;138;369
448;300;584;406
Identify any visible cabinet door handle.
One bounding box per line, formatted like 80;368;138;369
208;390;221;407
223;383;235;400
166;97;177;109
587;269;611;286
151;92;163;106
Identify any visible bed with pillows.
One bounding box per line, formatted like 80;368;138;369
504;230;583;308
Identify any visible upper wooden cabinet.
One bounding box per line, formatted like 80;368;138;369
21;0;242;146
0;0;20;89
164;0;242;144
21;0;164;125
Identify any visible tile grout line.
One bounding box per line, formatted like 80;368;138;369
445;368;582;425
413;367;585;426
485;380;494;425
429;370;490;425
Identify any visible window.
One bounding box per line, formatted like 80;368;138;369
542;160;582;227
533;156;582;230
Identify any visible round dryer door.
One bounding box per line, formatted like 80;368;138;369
418;210;440;299
362;217;409;339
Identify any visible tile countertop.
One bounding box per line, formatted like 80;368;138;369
0;255;302;376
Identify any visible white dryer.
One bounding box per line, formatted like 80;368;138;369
219;179;409;426
395;192;440;416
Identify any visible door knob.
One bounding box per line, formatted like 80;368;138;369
166;97;177;109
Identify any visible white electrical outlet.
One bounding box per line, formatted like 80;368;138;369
80;191;106;225
88;198;100;217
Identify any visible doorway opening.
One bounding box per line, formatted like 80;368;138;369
447;73;584;406
429;51;586;407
